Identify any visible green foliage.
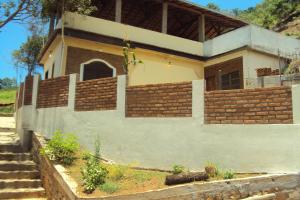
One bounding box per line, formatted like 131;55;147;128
81;136;108;194
40;131;79;165
122;40;143;74
223;170;235;180
236;0;299;29
205;162;220;178
172;165;185;175
0;78;16;89
12;35;45;76
206;3;220;11
108;165;128;181
99;181;120;194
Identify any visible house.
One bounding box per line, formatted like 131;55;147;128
38;0;300;90
15;0;300;173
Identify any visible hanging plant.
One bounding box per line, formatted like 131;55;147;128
122;40;143;74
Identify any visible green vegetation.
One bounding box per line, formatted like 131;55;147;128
172;165;185;175
40;131;80;165
223;170;235;180
99;181;120;194
0;88;16;104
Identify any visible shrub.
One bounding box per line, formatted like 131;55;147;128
81;157;108;193
108;165;128;181
204;162;220;178
99;181;120;194
223;170;234;180
40;131;79;165
172;165;185;175
81;136;108;194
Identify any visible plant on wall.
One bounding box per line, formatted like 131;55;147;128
122;40;143;74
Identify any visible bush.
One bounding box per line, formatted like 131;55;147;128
99;181;120;194
81;157;108;193
172;165;185;175
223;170;234;180
204;162;220;178
40;131;79;165
108;165;128;181
81;136;108;194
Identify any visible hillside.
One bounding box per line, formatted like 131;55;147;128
277;17;300;39
0;89;16;116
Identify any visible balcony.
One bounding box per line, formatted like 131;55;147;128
57;12;203;57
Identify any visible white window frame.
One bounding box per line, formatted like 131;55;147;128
80;59;117;81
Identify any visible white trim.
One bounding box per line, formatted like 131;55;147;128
80;59;117;81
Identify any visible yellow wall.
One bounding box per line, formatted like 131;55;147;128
61;36;204;85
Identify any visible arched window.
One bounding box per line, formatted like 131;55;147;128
80;59;117;81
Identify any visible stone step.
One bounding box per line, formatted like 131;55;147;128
0;161;37;171
0;144;23;153
0;152;31;161
0;187;45;199
0;128;16;132
0;170;40;179
0;179;42;189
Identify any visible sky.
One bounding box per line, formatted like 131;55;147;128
0;0;262;80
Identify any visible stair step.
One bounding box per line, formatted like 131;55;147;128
0;161;37;171
0;128;16;132
0;152;31;161
0;187;45;199
0;170;40;179
242;193;276;200
0;179;42;189
0;144;23;153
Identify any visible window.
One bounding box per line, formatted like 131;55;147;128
221;71;241;90
81;59;116;81
45;71;49;79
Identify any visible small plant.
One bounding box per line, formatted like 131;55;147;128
204;162;219;178
81;136;108;194
172;165;185;175
40;131;79;165
108;165;128;181
223;170;235;180
99;181;120;194
122;40;143;74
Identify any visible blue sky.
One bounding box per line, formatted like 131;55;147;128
0;0;262;80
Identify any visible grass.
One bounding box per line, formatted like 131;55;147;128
0;88;17;104
0;88;16;115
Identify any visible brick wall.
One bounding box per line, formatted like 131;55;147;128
205;86;293;124
75;77;117;111
37;76;69;108
126;82;192;117
66;47;125;76
17;83;24;108
24;76;33;105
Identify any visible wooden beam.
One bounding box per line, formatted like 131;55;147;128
198;15;205;42
115;0;122;23
162;1;168;34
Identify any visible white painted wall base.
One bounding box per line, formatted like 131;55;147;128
17;106;300;173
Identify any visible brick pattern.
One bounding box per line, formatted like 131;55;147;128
126;82;192;117
17;83;24;108
24;76;33;105
75;77;117;111
205;86;293;124
37;76;69;108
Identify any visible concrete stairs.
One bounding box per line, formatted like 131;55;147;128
0;120;46;199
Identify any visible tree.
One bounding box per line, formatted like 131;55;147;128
0;0;40;29
0;77;16;89
12;34;45;76
206;3;220;11
40;0;96;36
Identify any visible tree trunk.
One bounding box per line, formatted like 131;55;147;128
165;172;209;186
48;15;55;37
